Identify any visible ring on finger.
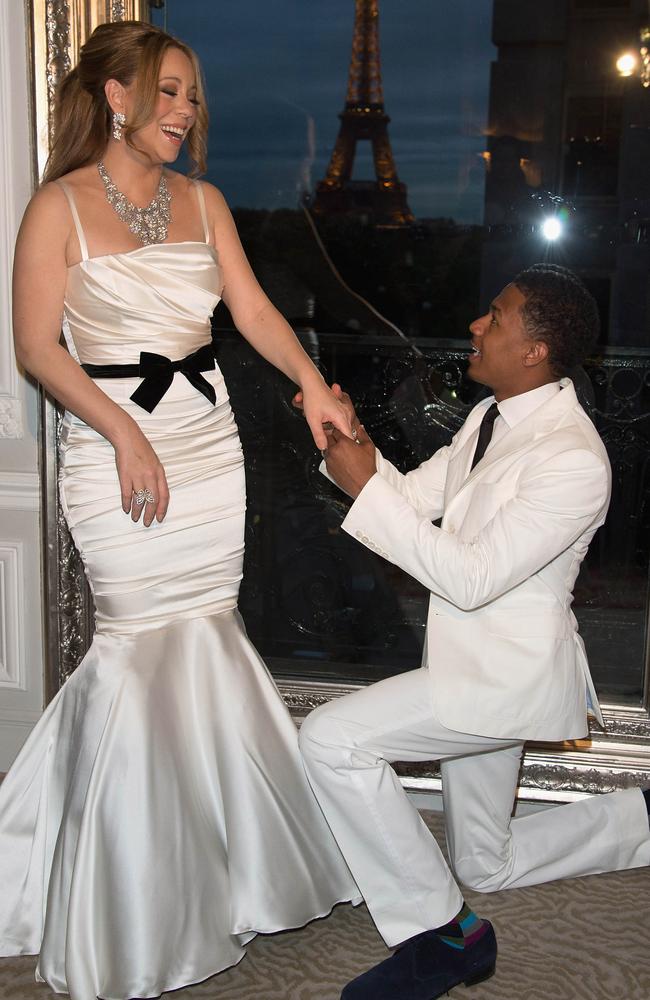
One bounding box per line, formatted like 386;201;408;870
134;487;156;506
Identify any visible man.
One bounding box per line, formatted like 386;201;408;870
298;265;650;1000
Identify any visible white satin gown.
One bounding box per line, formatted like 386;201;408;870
0;183;358;1000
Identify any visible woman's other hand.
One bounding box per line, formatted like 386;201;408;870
114;426;170;527
14;181;170;528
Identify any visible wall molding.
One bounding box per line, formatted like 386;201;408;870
0;397;23;440
0;2;30;440
0;543;26;691
0;2;45;772
0;706;43;725
0;711;40;768
0;472;40;511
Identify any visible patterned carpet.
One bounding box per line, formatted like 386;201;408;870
1;811;649;1000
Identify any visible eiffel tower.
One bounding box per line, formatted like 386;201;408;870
312;0;413;226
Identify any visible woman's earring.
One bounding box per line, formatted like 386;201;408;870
112;111;126;142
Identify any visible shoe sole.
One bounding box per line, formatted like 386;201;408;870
424;962;496;999
463;963;496;988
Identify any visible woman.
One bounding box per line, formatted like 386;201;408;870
1;20;358;1000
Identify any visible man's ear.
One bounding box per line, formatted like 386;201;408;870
523;339;549;368
104;78;126;116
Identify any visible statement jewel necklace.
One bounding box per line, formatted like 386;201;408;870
97;161;172;246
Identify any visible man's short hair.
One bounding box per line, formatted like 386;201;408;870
512;264;599;376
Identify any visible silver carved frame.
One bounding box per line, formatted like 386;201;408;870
31;0;650;802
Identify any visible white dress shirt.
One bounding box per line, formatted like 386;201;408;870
486;381;562;457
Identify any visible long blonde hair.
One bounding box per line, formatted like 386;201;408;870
43;21;208;183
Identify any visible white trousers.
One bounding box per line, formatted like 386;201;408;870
299;667;650;948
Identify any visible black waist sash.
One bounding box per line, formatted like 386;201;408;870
81;334;218;413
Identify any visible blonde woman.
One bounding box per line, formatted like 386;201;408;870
1;20;357;1000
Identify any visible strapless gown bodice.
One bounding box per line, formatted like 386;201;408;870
63;241;223;365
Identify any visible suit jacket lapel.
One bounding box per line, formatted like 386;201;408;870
445;415;485;502
446;379;577;507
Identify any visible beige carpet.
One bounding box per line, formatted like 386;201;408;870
1;812;649;1000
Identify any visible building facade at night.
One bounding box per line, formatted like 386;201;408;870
483;0;650;347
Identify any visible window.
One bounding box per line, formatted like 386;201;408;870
151;0;650;704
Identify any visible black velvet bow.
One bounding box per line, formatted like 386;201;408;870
130;343;217;413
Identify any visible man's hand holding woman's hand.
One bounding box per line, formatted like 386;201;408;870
293;382;376;499
322;422;376;499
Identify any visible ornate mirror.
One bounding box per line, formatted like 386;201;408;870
31;0;650;802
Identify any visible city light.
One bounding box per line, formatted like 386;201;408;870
616;52;637;76
541;217;563;241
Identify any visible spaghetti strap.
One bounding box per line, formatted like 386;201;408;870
57;180;89;262
194;181;210;244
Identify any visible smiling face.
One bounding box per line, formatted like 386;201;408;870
114;47;200;165
468;283;552;400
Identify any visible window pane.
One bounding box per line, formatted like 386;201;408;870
155;0;650;703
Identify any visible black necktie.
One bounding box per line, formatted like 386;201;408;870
470;402;500;470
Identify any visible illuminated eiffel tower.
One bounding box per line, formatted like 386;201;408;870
312;0;413;226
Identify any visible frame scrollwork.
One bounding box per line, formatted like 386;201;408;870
29;0;148;699
31;0;148;175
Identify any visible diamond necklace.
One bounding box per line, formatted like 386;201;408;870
97;161;172;246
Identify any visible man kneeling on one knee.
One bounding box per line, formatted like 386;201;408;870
297;264;650;1000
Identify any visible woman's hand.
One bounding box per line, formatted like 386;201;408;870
292;381;357;449
329;383;360;434
114;425;170;527
301;378;353;450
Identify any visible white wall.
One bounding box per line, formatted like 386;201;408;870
0;1;45;770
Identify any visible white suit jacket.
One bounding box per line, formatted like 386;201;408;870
337;379;611;741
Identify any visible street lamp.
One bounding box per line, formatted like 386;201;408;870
616;52;638;77
541;217;563;241
615;27;650;86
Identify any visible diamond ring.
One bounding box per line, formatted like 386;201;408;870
134;488;156;505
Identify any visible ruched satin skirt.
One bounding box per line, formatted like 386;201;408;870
0;366;358;1000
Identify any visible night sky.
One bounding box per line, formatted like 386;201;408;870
155;1;496;223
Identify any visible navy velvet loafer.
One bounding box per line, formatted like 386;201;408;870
341;921;497;1000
